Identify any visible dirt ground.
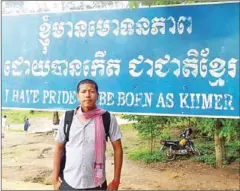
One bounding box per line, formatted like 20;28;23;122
1;117;240;190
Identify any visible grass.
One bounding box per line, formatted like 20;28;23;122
2;110;64;124
128;147;167;163
119;123;144;153
8;129;25;132
119;123;133;130
191;141;240;166
119;123;167;163
114;113;125;118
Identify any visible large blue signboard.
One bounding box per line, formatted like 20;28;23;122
2;2;239;118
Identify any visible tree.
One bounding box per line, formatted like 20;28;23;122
53;111;60;125
123;115;175;153
128;0;222;8
197;118;239;167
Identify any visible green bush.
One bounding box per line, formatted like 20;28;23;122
192;141;240;165
191;142;216;165
225;141;240;163
192;154;216;166
196;142;215;155
158;128;172;140
128;148;167;163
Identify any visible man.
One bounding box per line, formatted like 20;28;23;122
24;118;31;132
53;79;123;190
2;115;8;138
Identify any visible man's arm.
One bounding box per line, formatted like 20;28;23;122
107;114;123;190
52;142;64;190
53;113;66;190
109;139;123;190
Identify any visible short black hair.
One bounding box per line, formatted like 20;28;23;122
77;79;99;93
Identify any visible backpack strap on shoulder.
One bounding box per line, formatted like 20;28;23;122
64;110;74;142
102;111;111;142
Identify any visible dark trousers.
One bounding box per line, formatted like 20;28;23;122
60;178;107;190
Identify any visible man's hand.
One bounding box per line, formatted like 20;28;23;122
53;143;64;190
53;179;61;190
107;182;119;190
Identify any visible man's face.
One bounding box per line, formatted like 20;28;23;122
77;83;98;110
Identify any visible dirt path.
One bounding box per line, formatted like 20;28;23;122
2;118;239;190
